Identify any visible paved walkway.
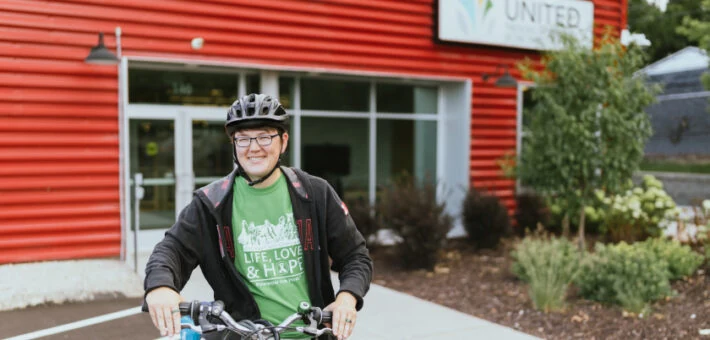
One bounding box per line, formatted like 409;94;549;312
1;253;540;339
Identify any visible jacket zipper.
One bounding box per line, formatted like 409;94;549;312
215;223;261;318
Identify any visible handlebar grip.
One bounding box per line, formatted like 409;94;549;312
140;301;193;315
178;301;192;314
320;310;332;324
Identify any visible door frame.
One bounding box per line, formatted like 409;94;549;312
123;104;226;254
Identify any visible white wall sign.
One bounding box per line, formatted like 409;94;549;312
438;0;595;50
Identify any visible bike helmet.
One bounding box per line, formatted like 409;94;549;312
225;93;289;187
225;93;289;137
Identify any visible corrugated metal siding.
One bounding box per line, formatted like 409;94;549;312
0;0;121;263
0;0;624;263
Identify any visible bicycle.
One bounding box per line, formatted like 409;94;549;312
156;300;333;340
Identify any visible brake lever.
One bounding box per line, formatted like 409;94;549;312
181;323;226;333
295;326;333;337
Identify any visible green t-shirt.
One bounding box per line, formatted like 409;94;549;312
232;174;311;339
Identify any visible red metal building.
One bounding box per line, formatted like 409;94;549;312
0;0;627;264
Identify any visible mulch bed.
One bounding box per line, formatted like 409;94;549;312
370;239;710;340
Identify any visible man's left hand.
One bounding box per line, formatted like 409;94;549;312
324;291;357;340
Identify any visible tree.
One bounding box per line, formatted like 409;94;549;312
677;0;710;89
628;0;705;63
515;32;659;250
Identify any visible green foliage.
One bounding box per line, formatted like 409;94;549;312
510;235;581;312
379;173;453;270
514;32;659;241
575;242;673;313
677;0;710;89
344;195;381;248
628;0;706;64
600;175;677;242
640;238;704;279
514;192;551;236
461;188;511;249
547;189;611;235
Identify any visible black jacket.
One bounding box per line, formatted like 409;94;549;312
144;167;373;323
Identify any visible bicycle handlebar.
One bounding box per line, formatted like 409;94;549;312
170;300;332;339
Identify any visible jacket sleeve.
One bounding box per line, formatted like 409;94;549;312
322;183;373;311
143;197;207;297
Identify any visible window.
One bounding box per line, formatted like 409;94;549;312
301;78;369;112
518;85;538;190
129;68;238;106
300;117;369;201
376;84;437;114
376;119;437;187
279;76;295;109
285;75;440;204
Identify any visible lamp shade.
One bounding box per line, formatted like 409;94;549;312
85;32;119;65
495;70;518;88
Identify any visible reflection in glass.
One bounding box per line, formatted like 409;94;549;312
129;119;176;230
520;87;538;188
300;117;369;201
376;84;437;114
246;73;261;95
301;78;369;112
376;119;437;189
193;120;233;181
129;69;238;106
279;77;295;109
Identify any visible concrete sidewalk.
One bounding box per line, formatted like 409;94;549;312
155;253;540;339
1;253;539;340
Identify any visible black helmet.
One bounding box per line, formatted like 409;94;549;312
225;93;289;137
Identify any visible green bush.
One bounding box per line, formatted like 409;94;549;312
575;242;672;313
344;195;381;248
640;238;704;280
379;174;452;270
601;175;676;243
514;192;551;237
510;235;581;312
462;188;511;249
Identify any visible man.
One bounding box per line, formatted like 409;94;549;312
144;93;373;340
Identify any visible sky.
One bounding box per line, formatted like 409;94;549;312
647;0;669;11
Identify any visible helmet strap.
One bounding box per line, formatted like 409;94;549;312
232;141;283;187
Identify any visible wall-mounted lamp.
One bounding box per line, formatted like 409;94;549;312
482;64;518;88
85;27;121;65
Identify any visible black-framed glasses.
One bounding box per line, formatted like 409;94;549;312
233;134;279;148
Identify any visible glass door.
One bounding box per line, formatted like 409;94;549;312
192;119;234;187
127;106;228;233
129;119;177;230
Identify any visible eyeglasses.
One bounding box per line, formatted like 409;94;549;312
233;134;279;148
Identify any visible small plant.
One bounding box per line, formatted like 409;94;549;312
575;242;672;313
601;175;677;243
462;188;511;249
640;237;704;280
514;192;551;237
344;195;380;248
510;234;581;312
379;173;452;270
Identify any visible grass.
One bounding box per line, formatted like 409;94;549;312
639;160;710;175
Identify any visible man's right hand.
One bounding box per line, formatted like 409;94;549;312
145;287;183;337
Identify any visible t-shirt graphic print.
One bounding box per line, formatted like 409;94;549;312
236;214;303;287
232;175;311;339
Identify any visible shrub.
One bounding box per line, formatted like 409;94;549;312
344;195;381;248
510;235;581;312
601;175;676;243
379;174;453;270
640;237;704;280
575;242;672;313
514;192;551;237
462;188;511;249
